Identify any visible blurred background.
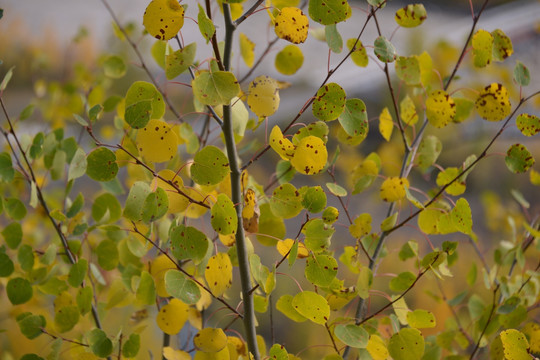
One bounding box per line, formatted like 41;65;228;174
1;0;539;358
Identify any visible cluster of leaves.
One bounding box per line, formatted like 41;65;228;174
0;0;539;359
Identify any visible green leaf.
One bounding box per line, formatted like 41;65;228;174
325;24;343;53
334;324;369;348
211;194;238;235
66;192;84;218
312;83;346;121
124;81;165;129
54;305;79;333
5;198;27;220
291;291;330;324
77;287;93;315
20;355;45;360
505;143;534;173
123;333;140;358
338;98;368;140
171;225;209;264
472;29;493;67
275;44;304;75
516;113;540;137
166;42;197;79
18;245;34;272
151;40;171;69
2;222;22;249
86;147;118;182
92;192;122;223
96;239;119;271
389;271;416;292
276;294;307;322
395;4;427;28
309;0;351;25
191;145;230;185
197;4;215;43
305;254;338;287
17;313;46;339
7;277;33;305
165;269;201;305
0;152;14;182
103;55;126;78
374;36;397;63
68;259;88;288
136;270;156;305
395;56;421;85
301;186;327;213
123;182;152;222
406;309;436;329
270;183;303;219
381;212;398;231
142;187;169;223
453;98;475;123
388;328;425;360
87;329;113;358
192;70;240;106
513;61;530;86
303;219;334;252
0;252;15;277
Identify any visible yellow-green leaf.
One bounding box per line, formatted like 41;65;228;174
406;309;436;329
312;83;346;121
194;328;228;352
395;4;427;28
471;29;493;67
192;71;240;107
505;143;535;173
500;329;530;360
491;29;513;61
380;177;409;202
275;45;304;75
349;213;372;238
516;113;540;137
347;38;368;67
291;291;330;324
400;95;418;126
309;0;351;25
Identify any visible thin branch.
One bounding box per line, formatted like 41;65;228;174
41;329;89;348
325;322;340;355
0;97;108;358
469;284;500;359
234;0;266;27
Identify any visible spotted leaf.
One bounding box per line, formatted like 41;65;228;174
192;71;240;107
290;135;328;175
211;194;237;235
380;177;409;202
274;7;309;44
505;143;534;173
472;29;493;67
143;0;185;41
516;113;540;137
136;119;179;163
426;90;456;128
248;76;280;118
475;83;511;121
205;253;233;297
191;145;230;186
156;298;189;335
308;0;351;25
395;4;427;28
291;291;330;325
312;83;346;121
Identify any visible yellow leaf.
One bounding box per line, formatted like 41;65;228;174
194;328;228;352
242;188;260;233
417;51;433;86
143;0;185;41
269;125;295;160
471;29;493;67
205;253;233;297
366;335;389;360
156;298;189;335
136;119;179;163
152;169;190;213
380;177;409;202
379;107;393;141
188;307;203;330
522;322;540;354
276;238;309;258
426;90;456;128
290;135;327;175
151;254;177;297
248;75;280;118
530;169;540;186
475;83;511;121
274;7;309;44
400;95;418;125
163;347;191;360
239;33;255;67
